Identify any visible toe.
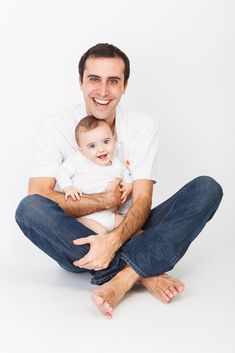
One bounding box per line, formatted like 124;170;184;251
92;293;104;305
103;301;113;319
165;289;174;299
161;293;171;304
105;312;113;319
103;301;113;312
177;283;185;293
169;286;178;296
100;301;110;316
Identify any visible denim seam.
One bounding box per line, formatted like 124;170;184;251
91;258;127;285
91;274;117;285
17;200;81;243
119;193;222;278
120;253;148;278
16;218;87;259
162;196;223;270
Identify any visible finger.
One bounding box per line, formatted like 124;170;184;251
75;192;81;200
75;256;96;269
71;193;76;201
122;196;127;203
121;190;127;198
65;194;68;201
73;236;93;245
73;259;93;269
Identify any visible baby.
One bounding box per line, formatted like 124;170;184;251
56;115;132;234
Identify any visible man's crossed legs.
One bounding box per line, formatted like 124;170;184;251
15;176;223;318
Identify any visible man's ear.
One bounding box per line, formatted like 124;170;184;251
123;80;128;94
79;76;83;90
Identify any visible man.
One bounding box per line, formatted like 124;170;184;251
15;43;223;319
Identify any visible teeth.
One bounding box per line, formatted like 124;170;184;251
93;98;110;105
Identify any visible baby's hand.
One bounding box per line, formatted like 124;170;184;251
120;182;132;203
63;186;82;201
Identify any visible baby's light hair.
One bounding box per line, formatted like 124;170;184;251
75;115;110;145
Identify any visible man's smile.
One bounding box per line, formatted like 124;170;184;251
92;98;112;106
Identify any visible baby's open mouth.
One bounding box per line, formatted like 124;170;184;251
98;154;108;160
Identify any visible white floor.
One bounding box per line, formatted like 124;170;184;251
1;202;234;353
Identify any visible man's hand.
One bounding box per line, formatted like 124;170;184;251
104;178;122;211
73;232;119;271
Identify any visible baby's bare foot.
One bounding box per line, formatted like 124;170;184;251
141;274;185;304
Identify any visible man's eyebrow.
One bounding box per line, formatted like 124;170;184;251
87;74;100;78
87;74;121;80
108;76;121;80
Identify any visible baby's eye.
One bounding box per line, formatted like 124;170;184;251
88;144;96;149
103;139;110;144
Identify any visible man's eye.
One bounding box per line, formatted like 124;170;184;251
110;79;118;84
88;144;96;149
103;139;110;144
90;77;98;82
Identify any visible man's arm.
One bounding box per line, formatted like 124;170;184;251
114;179;153;246
73;179;153;270
28;177;122;218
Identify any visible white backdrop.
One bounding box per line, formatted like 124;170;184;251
0;1;234;352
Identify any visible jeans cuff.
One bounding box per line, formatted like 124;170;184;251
120;253;148;278
90;273;117;285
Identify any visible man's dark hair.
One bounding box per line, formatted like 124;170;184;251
78;43;130;84
75;115;109;145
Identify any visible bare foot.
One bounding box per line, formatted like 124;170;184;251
92;266;140;319
141;274;185;304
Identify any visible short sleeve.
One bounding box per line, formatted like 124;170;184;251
29;119;63;177
129;117;158;182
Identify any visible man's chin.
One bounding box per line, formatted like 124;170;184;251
90;109;113;121
86;100;116;120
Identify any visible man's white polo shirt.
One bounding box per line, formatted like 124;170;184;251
30;103;158;183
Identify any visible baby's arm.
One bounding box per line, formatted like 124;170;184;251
119;160;133;203
55;154;82;200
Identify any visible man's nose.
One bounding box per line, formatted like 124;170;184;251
98;82;109;96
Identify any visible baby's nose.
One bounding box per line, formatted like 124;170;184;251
97;143;104;152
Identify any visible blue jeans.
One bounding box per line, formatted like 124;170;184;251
15;176;223;285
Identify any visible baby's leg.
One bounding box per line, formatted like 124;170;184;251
78;217;108;234
115;213;124;227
